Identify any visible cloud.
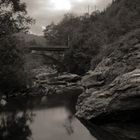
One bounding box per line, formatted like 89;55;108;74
49;0;72;11
22;0;112;35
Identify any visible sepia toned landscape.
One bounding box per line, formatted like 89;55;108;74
0;0;140;140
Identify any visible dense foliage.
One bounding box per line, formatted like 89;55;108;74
0;37;30;96
0;0;33;96
44;0;140;75
0;0;33;37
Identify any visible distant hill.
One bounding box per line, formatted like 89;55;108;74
14;32;47;48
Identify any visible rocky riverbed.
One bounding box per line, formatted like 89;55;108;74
0;29;140;140
0;66;83;107
32;67;84;97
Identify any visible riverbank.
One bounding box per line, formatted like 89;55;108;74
0;66;84;107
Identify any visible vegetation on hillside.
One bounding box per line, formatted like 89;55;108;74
44;0;140;75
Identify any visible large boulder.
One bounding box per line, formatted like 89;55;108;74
76;30;140;122
76;69;140;121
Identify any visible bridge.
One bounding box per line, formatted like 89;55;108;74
29;46;68;52
29;46;69;66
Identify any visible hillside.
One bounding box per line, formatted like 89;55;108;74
44;0;140;75
73;1;140;139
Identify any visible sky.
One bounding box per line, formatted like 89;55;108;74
22;0;112;35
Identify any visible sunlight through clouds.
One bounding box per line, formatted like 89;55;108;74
50;0;72;11
77;0;84;2
42;26;46;30
76;0;97;3
22;0;112;34
48;0;98;11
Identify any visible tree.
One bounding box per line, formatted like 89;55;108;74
63;49;91;75
0;37;30;96
44;13;80;46
0;110;33;140
44;0;140;74
0;0;34;37
0;0;33;96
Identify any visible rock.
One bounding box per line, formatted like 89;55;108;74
31;65;83;98
53;86;84;97
0;99;7;106
35;72;57;81
82;71;105;88
76;30;140;122
56;73;81;83
90;30;140;86
41;96;48;104
32;66;56;76
76;69;140;122
47;81;67;86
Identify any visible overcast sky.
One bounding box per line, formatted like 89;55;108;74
22;0;112;35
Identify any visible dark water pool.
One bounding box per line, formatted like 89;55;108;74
0;96;139;140
0;96;97;140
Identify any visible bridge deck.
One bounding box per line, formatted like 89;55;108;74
30;46;68;52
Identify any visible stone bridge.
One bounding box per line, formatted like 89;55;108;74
29;46;69;65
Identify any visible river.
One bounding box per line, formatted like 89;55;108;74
0;95;120;140
3;94;140;140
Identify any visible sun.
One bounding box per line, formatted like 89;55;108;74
42;26;46;30
77;0;97;4
77;0;84;2
50;0;72;11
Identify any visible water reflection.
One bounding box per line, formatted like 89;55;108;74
30;107;96;140
1;96;139;140
63;114;74;135
0;111;34;140
0;96;97;140
80;119;118;140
